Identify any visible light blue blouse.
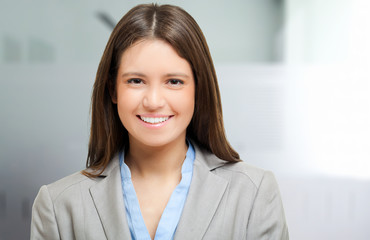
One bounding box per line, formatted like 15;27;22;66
119;143;195;240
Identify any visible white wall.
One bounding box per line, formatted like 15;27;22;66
285;0;370;65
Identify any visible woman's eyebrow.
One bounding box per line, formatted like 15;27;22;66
165;73;190;79
121;72;146;78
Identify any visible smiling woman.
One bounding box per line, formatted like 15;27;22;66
30;3;289;240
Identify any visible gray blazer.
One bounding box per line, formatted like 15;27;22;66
31;144;289;240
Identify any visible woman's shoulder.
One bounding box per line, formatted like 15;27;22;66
40;156;120;201
42;171;93;201
217;161;276;189
194;144;277;190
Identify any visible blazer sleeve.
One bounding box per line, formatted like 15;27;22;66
246;171;289;240
31;185;60;240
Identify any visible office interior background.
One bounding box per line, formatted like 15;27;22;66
1;0;369;239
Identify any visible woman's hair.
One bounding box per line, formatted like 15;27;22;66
84;3;240;177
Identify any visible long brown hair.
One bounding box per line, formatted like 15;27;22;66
84;3;240;177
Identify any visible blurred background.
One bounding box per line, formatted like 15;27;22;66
1;0;369;239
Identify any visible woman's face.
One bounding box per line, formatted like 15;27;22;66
114;39;195;148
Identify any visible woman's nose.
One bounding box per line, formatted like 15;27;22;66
142;86;165;110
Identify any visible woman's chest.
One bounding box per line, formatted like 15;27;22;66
133;179;179;238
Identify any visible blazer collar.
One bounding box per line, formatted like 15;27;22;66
174;143;229;240
89;154;131;239
191;142;229;170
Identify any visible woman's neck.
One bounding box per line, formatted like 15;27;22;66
125;137;188;179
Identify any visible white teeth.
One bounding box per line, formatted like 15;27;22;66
140;116;170;124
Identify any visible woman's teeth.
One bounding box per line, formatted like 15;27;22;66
140;116;169;124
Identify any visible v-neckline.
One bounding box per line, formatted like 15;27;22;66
119;143;195;240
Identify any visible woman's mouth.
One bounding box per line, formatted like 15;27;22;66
137;115;173;124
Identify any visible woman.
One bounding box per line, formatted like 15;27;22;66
31;4;288;240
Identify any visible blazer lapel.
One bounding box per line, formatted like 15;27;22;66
174;146;229;240
89;156;132;240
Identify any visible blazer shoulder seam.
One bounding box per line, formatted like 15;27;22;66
46;172;92;201
214;166;266;189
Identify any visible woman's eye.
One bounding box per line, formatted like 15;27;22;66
168;79;184;85
127;78;143;84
